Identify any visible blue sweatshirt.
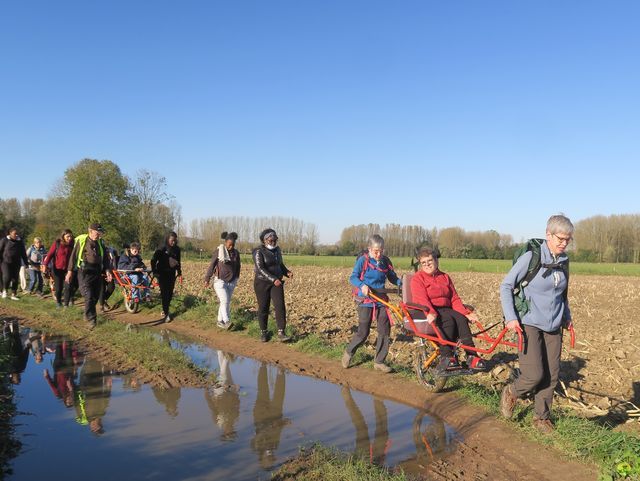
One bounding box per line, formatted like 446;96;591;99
500;241;571;332
349;254;401;307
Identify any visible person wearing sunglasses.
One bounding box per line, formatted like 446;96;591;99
499;214;574;435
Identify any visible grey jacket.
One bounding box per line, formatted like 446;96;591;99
500;240;571;332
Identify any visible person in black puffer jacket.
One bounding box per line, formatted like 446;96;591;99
252;228;293;342
0;227;29;300
151;232;181;323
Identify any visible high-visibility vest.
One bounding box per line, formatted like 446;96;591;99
75;234;105;268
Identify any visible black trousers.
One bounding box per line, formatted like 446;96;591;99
435;307;475;357
1;262;20;294
158;271;177;314
254;279;286;331
346;305;391;363
99;278;115;307
52;268;76;305
78;269;102;322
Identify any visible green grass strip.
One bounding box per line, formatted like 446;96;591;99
271;444;410;481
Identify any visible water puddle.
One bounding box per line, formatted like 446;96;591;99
4;323;460;480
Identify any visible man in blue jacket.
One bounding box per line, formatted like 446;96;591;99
499;214;574;435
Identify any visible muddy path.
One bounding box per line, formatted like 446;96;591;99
105;307;598;481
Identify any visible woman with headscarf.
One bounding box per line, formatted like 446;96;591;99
252;228;293;342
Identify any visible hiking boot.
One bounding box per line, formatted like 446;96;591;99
532;418;555;435
466;355;486;371
436;355;460;374
277;329;291;342
341;351;352;369
373;362;392;373
260;330;269;342
500;383;518;419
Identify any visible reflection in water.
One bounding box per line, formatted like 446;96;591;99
2;320;32;385
152;385;181;418
205;351;240;441
11;326;461;481
341;387;390;464
43;339;79;408
251;363;290;469
76;357;112;435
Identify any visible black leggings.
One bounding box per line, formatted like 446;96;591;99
436;307;475;356
254;279;286;331
158;271;177;314
1;262;20;294
52;268;76;305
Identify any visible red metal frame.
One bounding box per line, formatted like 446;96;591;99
368;290;576;354
112;269;157;304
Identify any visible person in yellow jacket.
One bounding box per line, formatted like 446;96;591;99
66;223;113;328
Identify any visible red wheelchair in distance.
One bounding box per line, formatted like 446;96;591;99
112;268;158;314
368;273;575;392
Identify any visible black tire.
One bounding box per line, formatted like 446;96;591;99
124;295;139;313
414;344;447;393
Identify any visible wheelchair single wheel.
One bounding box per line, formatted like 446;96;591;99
124;294;139;314
414;343;447;393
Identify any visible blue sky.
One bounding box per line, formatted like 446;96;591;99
1;1;638;243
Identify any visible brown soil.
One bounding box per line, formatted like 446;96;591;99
9;262;636;480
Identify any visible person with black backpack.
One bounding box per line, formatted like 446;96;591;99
342;234;401;373
499;214;574;435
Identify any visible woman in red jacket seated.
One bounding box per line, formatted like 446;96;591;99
410;247;486;372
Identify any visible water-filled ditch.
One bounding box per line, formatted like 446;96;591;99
5;323;460;480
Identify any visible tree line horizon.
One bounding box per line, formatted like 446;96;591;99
1;159;639;263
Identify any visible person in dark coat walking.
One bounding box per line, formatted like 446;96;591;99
66;223;113;328
0;227;29;300
252;228;293;342
151;232;181;323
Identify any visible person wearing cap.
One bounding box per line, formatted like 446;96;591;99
204;231;241;329
151;231;182;323
252;228;293;342
66;223;113;328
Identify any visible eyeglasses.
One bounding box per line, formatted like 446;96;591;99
552;233;572;245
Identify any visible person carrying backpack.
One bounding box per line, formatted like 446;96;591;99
499;214;574;435
342;235;402;373
26;237;47;296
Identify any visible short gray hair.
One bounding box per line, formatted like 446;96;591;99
368;234;385;249
547;214;574;235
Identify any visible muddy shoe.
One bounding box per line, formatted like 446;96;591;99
373;362;392;373
341;351;352;369
277;330;291;342
467;355;486;371
532;418;555;435
260;330;269;342
500;383;518;419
